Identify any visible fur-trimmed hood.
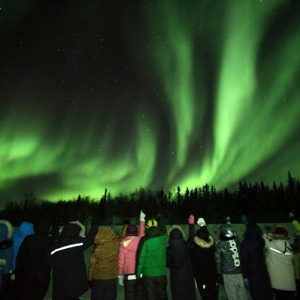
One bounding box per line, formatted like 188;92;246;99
0;220;14;241
194;235;214;249
168;225;187;240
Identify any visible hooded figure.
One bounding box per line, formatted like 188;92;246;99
0;220;14;298
15;219;58;300
264;226;296;299
240;223;273;300
118;211;146;300
136;214;168;300
88;225;127;300
191;224;218;300
12;221;34;271
215;219;247;300
50;219;99;300
167;225;196;300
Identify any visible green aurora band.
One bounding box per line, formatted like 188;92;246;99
1;0;300;202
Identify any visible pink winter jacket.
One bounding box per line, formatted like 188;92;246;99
118;220;145;275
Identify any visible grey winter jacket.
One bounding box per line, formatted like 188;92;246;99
215;237;242;274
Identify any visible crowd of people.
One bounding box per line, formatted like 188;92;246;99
0;210;299;300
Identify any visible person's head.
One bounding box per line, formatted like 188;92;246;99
196;226;210;242
220;223;237;240
271;226;289;237
146;218;158;229
169;228;183;240
243;223;263;239
34;219;51;236
59;223;81;240
126;225;138;236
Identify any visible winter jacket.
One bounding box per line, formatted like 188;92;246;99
50;220;98;299
136;225;167;278
192;234;218;284
119;220;145;275
264;231;296;291
88;225;127;281
0;220;14;294
292;220;300;231
167;225;196;300
240;224;273;300
12;221;34;271
215;237;242;274
15;220;58;300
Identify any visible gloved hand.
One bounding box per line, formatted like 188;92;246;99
197;217;206;227
188;215;195;225
118;275;124;286
88;281;93;289
140;210;146;221
243;278;250;290
216;274;223;286
289;211;296;220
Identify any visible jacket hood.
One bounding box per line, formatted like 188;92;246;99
94;227;118;245
34;220;51;236
266;231;292;241
120;236;138;252
0;220;14;241
13;221;34;241
194;235;214;248
168;225;186;240
243;223;263;239
59;223;81;240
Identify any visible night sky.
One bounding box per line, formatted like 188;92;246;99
1;0;300;203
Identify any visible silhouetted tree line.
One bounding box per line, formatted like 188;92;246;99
1;173;299;227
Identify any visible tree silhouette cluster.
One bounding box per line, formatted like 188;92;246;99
1;173;299;226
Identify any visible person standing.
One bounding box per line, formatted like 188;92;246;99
0;220;14;299
215;217;247;300
15;219;58;300
264;226;296;300
88;223;127;300
191;217;218;300
240;222;273;300
292;232;300;300
50;218;99;300
136;214;168;300
118;211;146;300
166;215;196;300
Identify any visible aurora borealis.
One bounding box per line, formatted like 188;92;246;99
1;0;300;202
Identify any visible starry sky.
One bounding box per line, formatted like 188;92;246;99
1;0;300;203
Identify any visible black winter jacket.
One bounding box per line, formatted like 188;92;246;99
241;224;273;300
191;235;218;284
167;225;196;300
49;220;98;299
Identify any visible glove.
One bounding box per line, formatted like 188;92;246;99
88;281;93;289
140;210;146;221
118;275;124;286
243;278;250;290
197;217;206;227
240;215;248;225
188;215;195;225
216;274;223;286
289;211;295;220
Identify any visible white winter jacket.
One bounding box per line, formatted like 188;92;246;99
264;232;296;291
